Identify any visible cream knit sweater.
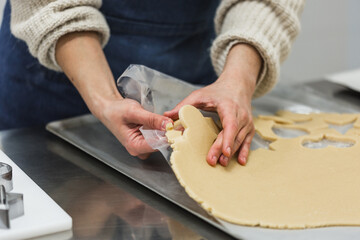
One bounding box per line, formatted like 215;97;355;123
10;0;304;98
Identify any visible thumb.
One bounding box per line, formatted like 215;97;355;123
133;108;172;130
164;92;199;119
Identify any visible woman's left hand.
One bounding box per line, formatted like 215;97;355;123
164;44;262;167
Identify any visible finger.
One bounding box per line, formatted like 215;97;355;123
138;153;151;160
220;108;251;158
219;154;229;167
127;108;172;130
231;125;252;157
220;114;241;158
125;128;155;156
206;131;224;166
238;130;255;166
164;91;201;119
126;139;154;156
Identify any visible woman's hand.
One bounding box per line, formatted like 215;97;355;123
99;98;172;159
165;44;262;166
56;31;171;159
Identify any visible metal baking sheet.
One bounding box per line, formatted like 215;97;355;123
46;82;360;239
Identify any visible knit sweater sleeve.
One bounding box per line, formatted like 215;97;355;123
9;0;110;71
211;0;305;98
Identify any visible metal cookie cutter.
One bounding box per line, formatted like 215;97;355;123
0;162;24;229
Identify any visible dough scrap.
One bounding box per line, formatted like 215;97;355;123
346;127;360;137
167;105;360;229
276;110;311;122
256;111;360;141
253;118;280;141
258;115;293;124
276;111;358;132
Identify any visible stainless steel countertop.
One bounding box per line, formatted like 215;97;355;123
0;128;234;239
1;81;360;240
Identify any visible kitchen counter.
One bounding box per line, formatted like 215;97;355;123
0;128;233;239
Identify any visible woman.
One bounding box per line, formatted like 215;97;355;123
0;0;304;166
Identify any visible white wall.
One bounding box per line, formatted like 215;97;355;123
281;0;360;83
0;0;359;83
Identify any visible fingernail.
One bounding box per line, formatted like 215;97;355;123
222;156;229;166
226;147;231;156
218;155;224;164
209;156;217;166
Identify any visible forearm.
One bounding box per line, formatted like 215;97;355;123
55;31;171;158
219;44;262;99
212;0;305;98
55;31;122;118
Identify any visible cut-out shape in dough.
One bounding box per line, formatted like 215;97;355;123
251;133;270;150
328;123;354;135
302;138;354;149
272;126;308;138
167;105;360;229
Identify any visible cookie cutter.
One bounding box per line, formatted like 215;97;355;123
0;162;24;229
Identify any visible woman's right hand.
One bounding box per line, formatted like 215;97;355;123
56;31;172;159
98;98;172;159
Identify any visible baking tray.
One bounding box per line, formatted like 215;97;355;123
47;82;360;239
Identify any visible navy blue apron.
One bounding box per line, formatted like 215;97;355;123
0;0;219;130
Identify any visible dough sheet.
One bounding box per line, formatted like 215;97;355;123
166;106;360;229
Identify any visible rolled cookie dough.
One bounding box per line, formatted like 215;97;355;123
166;105;360;229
